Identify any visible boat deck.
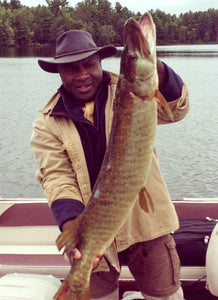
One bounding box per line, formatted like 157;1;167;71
0;198;218;299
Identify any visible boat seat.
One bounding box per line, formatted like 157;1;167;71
0;198;218;292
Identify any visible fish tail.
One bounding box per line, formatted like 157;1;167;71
54;280;69;300
54;279;90;300
74;289;90;300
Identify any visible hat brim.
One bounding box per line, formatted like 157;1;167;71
38;45;117;73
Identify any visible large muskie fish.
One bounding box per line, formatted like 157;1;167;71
54;12;169;300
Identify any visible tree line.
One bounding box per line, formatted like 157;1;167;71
0;0;217;47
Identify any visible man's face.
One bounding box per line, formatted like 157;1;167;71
58;54;103;103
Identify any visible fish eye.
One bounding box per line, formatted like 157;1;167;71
128;53;137;61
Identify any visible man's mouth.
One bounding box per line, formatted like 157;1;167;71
76;83;92;94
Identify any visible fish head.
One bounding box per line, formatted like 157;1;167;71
120;12;158;99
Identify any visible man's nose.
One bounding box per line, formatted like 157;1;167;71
76;66;89;79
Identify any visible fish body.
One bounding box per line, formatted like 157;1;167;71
54;12;158;300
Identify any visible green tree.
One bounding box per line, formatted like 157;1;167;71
1;0;10;9
178;25;187;43
111;2;134;45
46;0;69;17
11;6;33;46
97;24;116;45
74;0;100;40
152;10;171;44
9;0;21;10
32;5;53;44
0;1;217;47
49;12;84;43
198;11;213;43
0;6;14;46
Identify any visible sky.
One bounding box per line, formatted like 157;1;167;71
20;0;218;16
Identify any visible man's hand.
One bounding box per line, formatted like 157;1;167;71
62;219;104;270
66;248;104;270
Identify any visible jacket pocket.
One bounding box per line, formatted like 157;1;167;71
165;235;181;285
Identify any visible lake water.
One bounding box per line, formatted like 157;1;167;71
0;45;217;199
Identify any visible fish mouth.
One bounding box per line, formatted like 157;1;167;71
120;13;157;98
124;13;153;57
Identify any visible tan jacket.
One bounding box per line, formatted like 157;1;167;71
31;73;189;268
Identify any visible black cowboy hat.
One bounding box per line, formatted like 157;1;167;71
38;30;117;73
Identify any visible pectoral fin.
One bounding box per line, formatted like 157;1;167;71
155;90;174;121
139;187;155;213
56;216;81;252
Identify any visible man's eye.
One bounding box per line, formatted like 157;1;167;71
61;66;73;72
66;66;78;72
86;62;95;68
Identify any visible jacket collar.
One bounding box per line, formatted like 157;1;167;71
46;71;111;123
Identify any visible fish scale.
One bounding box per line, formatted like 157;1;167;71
54;12;159;300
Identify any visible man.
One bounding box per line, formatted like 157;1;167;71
31;29;189;300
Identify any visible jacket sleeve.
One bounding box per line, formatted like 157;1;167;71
51;198;84;230
157;64;189;124
30;113;84;207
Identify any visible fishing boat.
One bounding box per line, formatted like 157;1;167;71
0;198;218;299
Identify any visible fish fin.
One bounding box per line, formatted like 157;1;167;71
54;280;69;300
56;216;81;252
139;187;155;213
155;90;174;121
104;247;121;273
